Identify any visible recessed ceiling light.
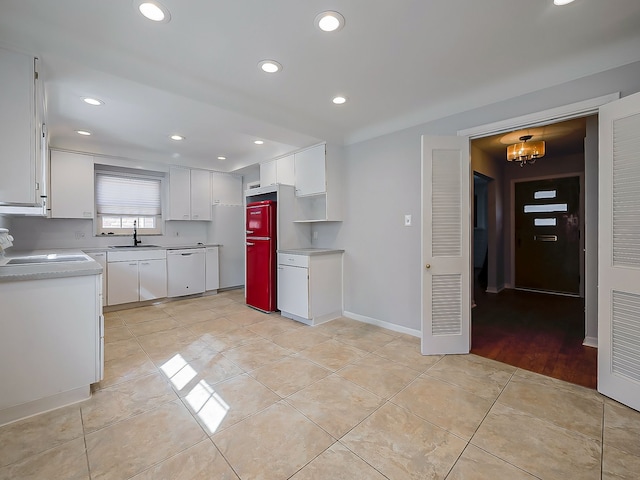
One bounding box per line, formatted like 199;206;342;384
217;156;226;160
136;1;171;22
332;96;347;105
76;130;91;136
170;134;184;141
82;97;103;106
553;0;575;4
315;11;345;32
254;140;264;145
258;60;282;74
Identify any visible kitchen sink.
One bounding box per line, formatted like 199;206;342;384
109;245;160;249
6;254;90;265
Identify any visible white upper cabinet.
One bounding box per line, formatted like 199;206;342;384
0;47;46;212
168;166;211;220
190;169;211;220
294;145;326;196
259;154;295;187
260;160;277;187
276;154;295;186
293;143;342;222
50;150;95;219
211;172;242;206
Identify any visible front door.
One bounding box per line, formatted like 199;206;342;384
514;176;581;295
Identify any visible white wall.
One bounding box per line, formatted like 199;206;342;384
313;60;640;333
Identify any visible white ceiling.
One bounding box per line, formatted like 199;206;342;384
1;0;640;172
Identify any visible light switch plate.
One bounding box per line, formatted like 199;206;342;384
404;214;412;226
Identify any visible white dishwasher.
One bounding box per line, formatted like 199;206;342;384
167;248;206;297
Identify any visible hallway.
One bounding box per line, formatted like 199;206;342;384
471;286;597;389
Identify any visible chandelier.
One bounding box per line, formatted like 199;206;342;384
506;135;545;166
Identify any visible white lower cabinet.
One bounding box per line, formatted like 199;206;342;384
277;251;343;326
107;249;167;305
139;259;168;301
0;273;102;425
85;251;107;305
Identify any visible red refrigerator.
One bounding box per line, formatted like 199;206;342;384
245;200;277;312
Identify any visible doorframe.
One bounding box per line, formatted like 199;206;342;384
456;92;620;350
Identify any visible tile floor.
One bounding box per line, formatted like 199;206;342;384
1;289;640;479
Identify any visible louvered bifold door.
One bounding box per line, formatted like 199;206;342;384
421;136;471;355
598;92;640;411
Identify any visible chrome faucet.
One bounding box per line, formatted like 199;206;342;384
133;220;141;246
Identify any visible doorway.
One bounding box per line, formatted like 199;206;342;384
469;117;597;389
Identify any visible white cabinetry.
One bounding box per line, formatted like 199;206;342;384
293;143;342;222
50;150;94;218
294;146;326;196
168;167;211;220
0;47;47;215
190;169;211;220
0;273;102;425
205;246;220;291
277;251;343;325
139;259;167;301
259;154;295;187
260;160;277;187
85;251;107;305
211;172;242;205
106;249;167;305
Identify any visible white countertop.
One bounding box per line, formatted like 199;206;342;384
277;248;345;256
82;243;220;252
0;250;102;283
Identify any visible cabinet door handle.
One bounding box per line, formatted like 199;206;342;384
141;262;149;265
129;263;137;266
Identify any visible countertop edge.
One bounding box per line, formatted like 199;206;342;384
277;248;345;256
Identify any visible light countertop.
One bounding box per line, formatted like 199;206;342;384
277;248;344;256
0;250;102;283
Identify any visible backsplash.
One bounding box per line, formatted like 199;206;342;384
8;217;208;251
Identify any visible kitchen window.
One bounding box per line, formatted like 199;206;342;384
95;168;163;235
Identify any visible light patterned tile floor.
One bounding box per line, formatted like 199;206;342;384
1;289;640;479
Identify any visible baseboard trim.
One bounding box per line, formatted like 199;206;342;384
583;336;598;348
485;285;505;294
343;311;421;338
0;386;90;427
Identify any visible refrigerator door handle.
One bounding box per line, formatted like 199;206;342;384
246;230;254;234
246;242;255;246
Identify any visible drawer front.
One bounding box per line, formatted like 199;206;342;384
277;253;309;268
107;249;167;262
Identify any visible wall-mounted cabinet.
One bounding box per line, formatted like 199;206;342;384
293;143;342;222
168;167;211;220
259;154;295;188
50;150;95;219
211;172;242;206
0;47;47;215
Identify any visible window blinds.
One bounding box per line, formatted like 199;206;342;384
95;172;161;215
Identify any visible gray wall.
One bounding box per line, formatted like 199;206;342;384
314;60;640;333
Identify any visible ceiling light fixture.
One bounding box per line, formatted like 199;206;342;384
76;130;91;136
506;135;545;167
254;140;264;145
332;96;347;105
553;0;575;5
170;134;184;141
217;156;226;160
315;11;345;32
258;60;282;74
82;97;103;106
136;1;171;23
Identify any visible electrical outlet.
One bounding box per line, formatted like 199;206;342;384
313;231;318;240
404;214;412;226
74;231;85;240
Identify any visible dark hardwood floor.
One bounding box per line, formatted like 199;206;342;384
471;283;598;389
